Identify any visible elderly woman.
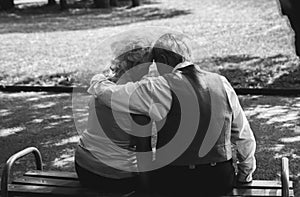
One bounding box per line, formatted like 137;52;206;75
74;39;153;194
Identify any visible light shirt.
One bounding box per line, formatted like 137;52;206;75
77;67;156;178
76;96;139;178
89;62;256;183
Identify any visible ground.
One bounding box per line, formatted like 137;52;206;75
0;0;300;195
0;92;299;195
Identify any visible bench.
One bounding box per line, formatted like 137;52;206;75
1;147;294;197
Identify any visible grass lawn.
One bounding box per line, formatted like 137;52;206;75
0;92;299;195
0;0;300;88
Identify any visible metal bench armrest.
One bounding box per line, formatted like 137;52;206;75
1;147;43;197
281;157;290;197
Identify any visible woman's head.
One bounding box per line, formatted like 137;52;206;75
109;39;153;83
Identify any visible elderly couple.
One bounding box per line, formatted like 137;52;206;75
74;32;256;196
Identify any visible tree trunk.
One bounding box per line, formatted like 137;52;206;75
94;0;110;8
48;0;56;5
131;0;140;7
278;0;300;57
0;0;14;10
110;0;118;7
60;0;67;10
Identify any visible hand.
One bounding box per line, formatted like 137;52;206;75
102;68;114;78
236;179;252;185
234;173;253;185
90;73;107;85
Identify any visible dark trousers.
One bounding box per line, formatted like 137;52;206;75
149;159;235;197
75;162;137;194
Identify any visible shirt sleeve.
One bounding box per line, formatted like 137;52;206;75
90;75;172;122
221;76;257;183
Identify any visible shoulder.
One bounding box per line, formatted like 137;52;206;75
137;75;170;89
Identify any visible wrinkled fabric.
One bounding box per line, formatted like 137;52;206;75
91;62;256;183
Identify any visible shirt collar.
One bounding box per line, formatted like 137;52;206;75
172;61;194;72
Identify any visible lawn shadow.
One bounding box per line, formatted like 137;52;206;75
0;93;299;195
0;92;90;178
268;63;300;89
1;53;299;89
9;54;300;89
197;54;300;88
0;0;190;34
240;96;300;195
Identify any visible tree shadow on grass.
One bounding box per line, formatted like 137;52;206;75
269;64;300;88
0;93;299;195
197;54;300;88
239;96;300;196
9;54;300;89
0;92;90;178
0;0;190;34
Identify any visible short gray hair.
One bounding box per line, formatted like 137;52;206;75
110;38;152;80
153;33;193;62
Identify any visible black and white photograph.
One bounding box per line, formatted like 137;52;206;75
0;0;299;196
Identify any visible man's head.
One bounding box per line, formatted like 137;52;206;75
110;39;153;83
152;33;192;75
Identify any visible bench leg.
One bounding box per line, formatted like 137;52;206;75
1;147;43;197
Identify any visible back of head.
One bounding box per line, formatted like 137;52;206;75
152;33;200;86
152;33;193;68
109;38;153;82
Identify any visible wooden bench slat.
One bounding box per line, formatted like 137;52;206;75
7;184;126;197
24;171;294;188
4;183;295;197
21;172;294;189
12;176;81;188
229;188;294;197
16;178;293;190
1;171;294;197
24;170;78;180
235;180;293;189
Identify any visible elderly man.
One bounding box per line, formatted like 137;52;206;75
90;33;256;196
